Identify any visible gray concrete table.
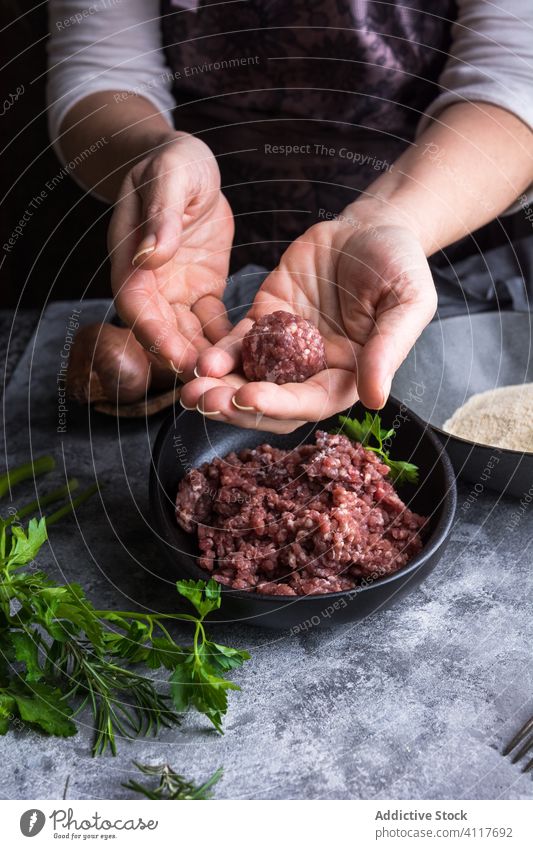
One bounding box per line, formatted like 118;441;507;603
0;301;532;800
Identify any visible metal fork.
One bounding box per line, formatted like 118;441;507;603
503;716;533;773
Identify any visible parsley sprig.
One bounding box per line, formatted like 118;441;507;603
334;412;419;485
123;762;223;800
0;457;249;756
168;580;250;733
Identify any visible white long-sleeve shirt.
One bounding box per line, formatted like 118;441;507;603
46;0;533;207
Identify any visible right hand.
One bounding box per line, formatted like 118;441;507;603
108;133;234;378
184;215;436;431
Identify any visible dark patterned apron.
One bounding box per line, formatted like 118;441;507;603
160;0;532;311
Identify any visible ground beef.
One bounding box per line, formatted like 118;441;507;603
175;431;426;596
241;310;326;384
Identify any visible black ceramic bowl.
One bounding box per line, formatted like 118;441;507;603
150;398;456;629
392;312;533;498
149;398;456;629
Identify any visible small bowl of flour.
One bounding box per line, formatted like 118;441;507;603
443;383;533;453
392;311;533;497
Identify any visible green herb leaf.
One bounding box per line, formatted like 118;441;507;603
148;637;189;671
201;641;251;674
0;693;17;735
10;630;43;682
337;414;368;444
6;518;48;570
169;581;248;732
385;458;420;486
176;578;222;618
169;658;239;733
0;459;249;755
11;683;77;737
334;412;419;486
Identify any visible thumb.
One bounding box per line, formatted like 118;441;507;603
108;166;185;286
356;281;437;410
130;177;184;270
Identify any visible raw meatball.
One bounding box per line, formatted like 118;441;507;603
241;310;326;384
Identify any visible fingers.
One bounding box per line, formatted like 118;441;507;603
113;283;198;375
181;369;358;425
108;175;181;362
233;369;359;421
191;295;233;344
193;269;304;379
195;317;254;377
180;376;306;433
356;284;438;409
108;164;227;375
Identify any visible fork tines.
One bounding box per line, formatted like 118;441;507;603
503;716;533;772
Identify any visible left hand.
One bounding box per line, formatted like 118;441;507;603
180;215;437;432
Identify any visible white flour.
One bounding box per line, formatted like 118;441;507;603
443;383;533;452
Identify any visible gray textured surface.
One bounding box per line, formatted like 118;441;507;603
0;301;532;801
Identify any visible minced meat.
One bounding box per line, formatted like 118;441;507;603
175;431;426;596
241;310;326;384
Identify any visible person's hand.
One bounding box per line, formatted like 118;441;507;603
109;133;234;379
179;214;437;432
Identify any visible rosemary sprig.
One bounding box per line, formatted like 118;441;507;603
52;640;178;757
0;457;250;756
123;762;223;800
